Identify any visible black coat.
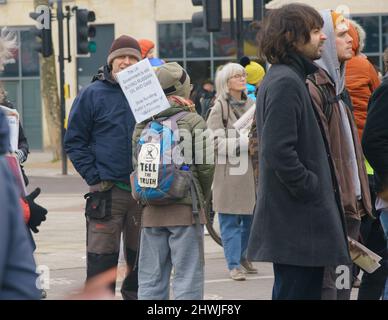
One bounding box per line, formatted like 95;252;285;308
247;55;350;267
362;75;388;193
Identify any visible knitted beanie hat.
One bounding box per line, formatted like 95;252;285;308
138;39;155;59
107;35;141;66
245;61;265;85
155;62;191;99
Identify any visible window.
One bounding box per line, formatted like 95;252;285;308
0;27;42;149
382;16;388;50
213;22;237;58
21;31;40;77
186;24;210;58
158;21;260;86
158;23;183;59
351;14;388;71
353;16;379;53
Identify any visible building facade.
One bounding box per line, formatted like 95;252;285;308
0;0;387;149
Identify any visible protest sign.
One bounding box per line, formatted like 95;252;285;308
233;105;255;132
137;143;160;188
116;59;170;123
0;104;19;152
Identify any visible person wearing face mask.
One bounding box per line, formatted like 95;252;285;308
206;63;257;281
64;35;142;300
306;11;372;300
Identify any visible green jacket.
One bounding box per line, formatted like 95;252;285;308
132;102;214;209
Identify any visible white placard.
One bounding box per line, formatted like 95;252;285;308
137;143;160;188
0;105;19;152
233;105;255;132
116;59;170;123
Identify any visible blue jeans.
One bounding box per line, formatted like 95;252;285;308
379;210;388;300
218;213;253;270
138;225;204;300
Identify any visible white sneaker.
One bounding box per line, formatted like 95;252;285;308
230;268;246;281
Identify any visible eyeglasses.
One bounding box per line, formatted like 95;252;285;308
229;73;247;80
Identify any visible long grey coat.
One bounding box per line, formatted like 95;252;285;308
207;95;256;214
247;55;351;267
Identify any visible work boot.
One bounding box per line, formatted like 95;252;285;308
230;268;246;281
240;259;258;274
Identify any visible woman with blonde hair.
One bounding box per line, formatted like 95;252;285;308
207;62;257;281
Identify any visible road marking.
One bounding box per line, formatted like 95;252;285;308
38;194;84;198
205;275;274;284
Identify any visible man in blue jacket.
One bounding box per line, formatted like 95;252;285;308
64;35;142;300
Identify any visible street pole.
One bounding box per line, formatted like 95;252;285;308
230;0;235;40
57;0;67;175
236;0;243;59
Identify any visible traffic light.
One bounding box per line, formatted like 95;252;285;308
192;0;222;32
29;6;53;58
75;8;96;55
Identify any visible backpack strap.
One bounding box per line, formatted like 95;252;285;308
218;100;229;128
160;111;189;132
307;74;333;121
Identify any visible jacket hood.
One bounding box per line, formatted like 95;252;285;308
315;9;346;96
0;110;9;155
91;65;116;84
348;22;359;56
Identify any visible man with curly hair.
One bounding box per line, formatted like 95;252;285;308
247;4;350;300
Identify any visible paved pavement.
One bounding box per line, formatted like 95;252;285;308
23;151;359;300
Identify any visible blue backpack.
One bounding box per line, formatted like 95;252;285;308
130;111;192;205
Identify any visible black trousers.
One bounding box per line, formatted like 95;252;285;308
358;175;388;300
272;263;324;300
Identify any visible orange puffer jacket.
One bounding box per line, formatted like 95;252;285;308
345;23;380;141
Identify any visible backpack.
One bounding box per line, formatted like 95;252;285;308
130;111;192;205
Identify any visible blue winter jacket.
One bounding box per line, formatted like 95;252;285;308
64;66;136;186
246;83;257;101
0;111;40;299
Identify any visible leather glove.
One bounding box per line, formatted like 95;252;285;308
25;188;48;233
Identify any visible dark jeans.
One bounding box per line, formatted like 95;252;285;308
272;263;324;300
321;216;361;300
358;213;388;299
358;175;388;300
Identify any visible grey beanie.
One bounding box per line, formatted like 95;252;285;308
155;62;191;99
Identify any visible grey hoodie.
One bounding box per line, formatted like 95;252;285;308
315;9;361;199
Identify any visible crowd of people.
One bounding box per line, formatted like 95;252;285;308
1;2;388;301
